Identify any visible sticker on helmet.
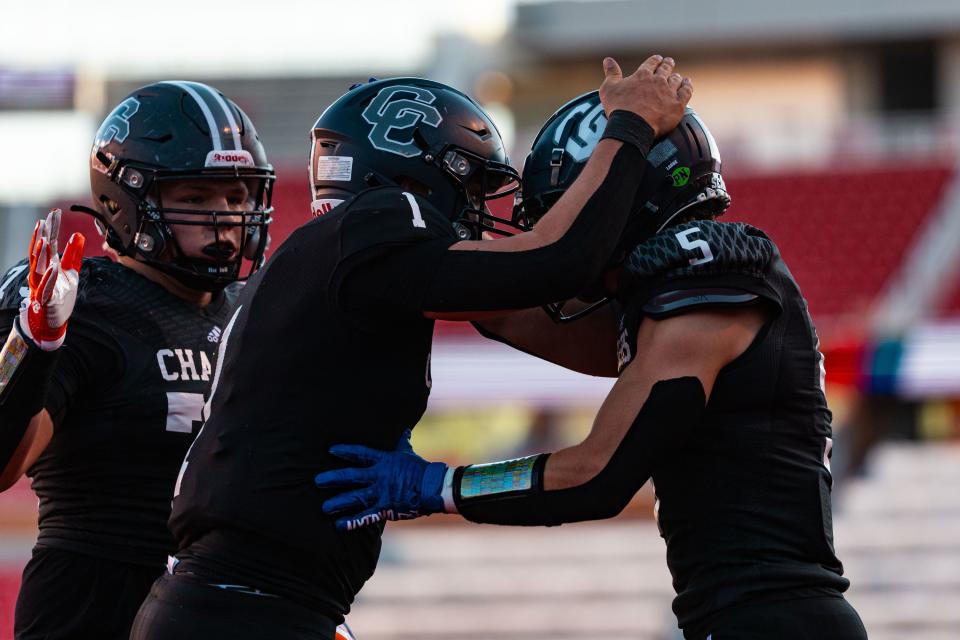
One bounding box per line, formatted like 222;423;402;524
205;150;255;168
311;198;345;216
314;156;353;182
671;166;691;187
554;102;606;162
94;97;140;147
91;97;141;173
647;139;678;168
362;85;443;158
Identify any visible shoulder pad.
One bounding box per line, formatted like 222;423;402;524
222;280;245;308
339;186;457;260
0;259;30;312
642;287;760;319
623;221;777;289
70;258;131;307
0;256;121;314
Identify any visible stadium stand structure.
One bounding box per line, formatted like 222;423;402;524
835;442;960;640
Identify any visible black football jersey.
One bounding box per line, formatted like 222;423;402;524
0;257;237;567
168;187;459;620
616;221;849;632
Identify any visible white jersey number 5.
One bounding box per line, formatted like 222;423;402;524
675;227;715;266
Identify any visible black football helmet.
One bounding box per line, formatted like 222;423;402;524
309;77;521;240
73;81;275;291
515;91;731;321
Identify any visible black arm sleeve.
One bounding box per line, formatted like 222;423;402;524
421;142;649;312
455;377;706;526
0;317;60;468
0;309;121;436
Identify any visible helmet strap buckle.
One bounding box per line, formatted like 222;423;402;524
549;148;563;187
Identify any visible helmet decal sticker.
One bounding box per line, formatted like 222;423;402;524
314;155;353;182
556;102;606;163
671;166;691;187
647;138;678;168
94;97;140;147
311;198;345;216
361;85;443;158
204;150;255;168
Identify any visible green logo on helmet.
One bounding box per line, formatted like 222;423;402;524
671;166;691;187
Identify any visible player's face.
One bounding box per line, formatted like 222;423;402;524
158;178;252;262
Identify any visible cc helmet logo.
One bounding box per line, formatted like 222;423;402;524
95;97;140;146
554;102;606;163
361;86;443;158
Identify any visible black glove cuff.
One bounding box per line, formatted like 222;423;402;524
600;110;655;157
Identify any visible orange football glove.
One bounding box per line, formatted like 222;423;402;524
18;209;85;351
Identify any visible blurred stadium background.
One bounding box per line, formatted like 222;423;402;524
3;0;960;638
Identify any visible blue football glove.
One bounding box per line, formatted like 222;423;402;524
314;429;448;531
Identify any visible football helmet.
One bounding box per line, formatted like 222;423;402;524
73;81;275;291
514;91;731;321
309;77;521;240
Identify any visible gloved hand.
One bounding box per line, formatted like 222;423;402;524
18;209;85;351
314;429;448;531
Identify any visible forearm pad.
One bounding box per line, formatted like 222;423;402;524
0;319;59;466
452;377;706;526
422;137;653;313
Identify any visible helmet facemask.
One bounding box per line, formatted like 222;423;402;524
135;171;274;291
440;147;522;240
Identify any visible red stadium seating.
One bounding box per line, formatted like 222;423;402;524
265;166;313;253
939;274;960;316
0;572;17;640
725;163;954;334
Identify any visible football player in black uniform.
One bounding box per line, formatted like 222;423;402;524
129;56;693;640
315;93;868;639
0;81;274;639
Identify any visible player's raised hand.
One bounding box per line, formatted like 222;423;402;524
19;209;86;351
314;430;448;531
599;55;693;137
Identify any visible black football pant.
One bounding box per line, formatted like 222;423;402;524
130;572;337;640
687;595;868;639
14;545;162;640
